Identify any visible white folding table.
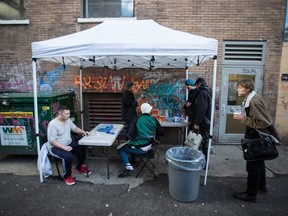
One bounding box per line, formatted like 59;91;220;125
78;123;124;179
160;121;189;145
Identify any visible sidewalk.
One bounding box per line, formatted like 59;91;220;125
0;144;287;216
1;144;287;186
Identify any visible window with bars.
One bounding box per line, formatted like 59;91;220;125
83;0;134;18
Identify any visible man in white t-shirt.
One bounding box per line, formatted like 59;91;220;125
47;106;91;186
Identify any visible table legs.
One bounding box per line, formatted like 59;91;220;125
85;146;110;179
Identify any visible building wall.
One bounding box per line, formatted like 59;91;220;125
0;0;287;143
276;42;288;144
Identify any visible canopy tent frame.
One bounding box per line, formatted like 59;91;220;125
31;19;218;184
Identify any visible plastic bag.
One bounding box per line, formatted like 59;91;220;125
165;147;205;171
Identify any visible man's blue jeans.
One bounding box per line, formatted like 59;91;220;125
118;145;146;166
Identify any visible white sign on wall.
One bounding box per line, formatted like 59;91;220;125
0;125;28;146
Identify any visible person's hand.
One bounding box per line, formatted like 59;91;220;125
194;123;200;131
233;114;242;120
64;145;72;152
82;131;89;136
186;102;191;107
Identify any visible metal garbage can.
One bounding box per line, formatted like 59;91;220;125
166;146;206;202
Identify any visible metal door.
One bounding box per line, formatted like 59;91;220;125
218;66;263;143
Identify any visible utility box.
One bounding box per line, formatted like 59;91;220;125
0;92;76;155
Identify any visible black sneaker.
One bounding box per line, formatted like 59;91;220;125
233;192;257;203
118;169;134;178
259;187;268;193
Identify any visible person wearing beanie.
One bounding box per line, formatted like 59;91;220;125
117;103;164;178
183;78;197;119
185;78;195;86
187;77;212;166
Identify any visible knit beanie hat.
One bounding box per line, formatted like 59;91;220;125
185;79;195;86
141;103;153;114
126;81;134;89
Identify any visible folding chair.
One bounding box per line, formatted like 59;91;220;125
133;136;160;178
41;135;64;179
47;151;65;179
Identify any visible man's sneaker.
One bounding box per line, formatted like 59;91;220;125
118;168;134;178
76;164;92;175
64;176;75;186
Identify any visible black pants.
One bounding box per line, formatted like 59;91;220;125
124;122;131;141
51;140;86;178
246;160;266;196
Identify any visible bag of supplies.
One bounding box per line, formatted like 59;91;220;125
184;131;203;150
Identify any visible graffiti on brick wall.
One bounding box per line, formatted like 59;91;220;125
143;81;185;111
74;74;155;92
0;63;33;91
75;73;186;112
282;100;288;110
39;65;66;92
74;74;127;92
280;84;288;91
0;63;78;94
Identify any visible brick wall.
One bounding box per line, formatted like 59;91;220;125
0;0;286;142
276;42;288;143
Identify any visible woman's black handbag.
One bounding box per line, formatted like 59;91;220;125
241;130;279;161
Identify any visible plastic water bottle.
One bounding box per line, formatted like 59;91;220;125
180;115;185;123
174;113;181;123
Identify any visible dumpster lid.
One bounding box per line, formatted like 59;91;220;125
0;92;75;104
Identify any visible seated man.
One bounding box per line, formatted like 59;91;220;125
117;103;164;178
47;106;91;186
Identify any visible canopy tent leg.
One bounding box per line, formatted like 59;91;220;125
185;68;189;138
79;66;84;129
33;59;43;183
204;57;217;186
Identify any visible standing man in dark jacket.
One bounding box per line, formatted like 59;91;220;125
189;77;212;164
121;81;139;140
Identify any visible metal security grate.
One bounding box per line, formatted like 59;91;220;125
83;93;123;130
223;41;266;65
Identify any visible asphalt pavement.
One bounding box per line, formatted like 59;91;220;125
0;144;288;216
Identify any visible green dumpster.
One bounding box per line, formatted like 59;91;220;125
0;92;76;155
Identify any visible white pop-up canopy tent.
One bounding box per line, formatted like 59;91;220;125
31;19;218;184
